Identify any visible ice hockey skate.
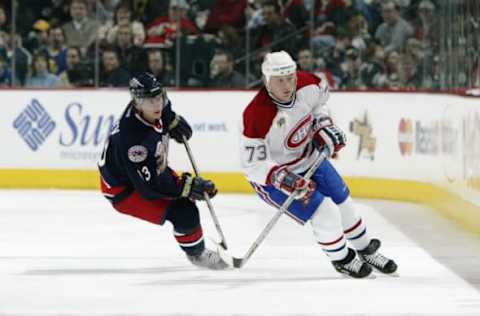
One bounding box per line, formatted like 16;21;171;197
187;248;230;270
358;239;398;274
332;248;373;278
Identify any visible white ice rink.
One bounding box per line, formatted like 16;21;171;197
1;190;480;316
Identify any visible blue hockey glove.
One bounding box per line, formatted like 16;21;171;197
168;115;192;143
180;173;217;201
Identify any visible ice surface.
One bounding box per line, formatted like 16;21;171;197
0;190;479;315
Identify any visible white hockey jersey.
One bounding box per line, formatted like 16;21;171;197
240;71;330;185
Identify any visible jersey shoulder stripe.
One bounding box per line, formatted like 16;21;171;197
242;87;277;139
296;71;321;90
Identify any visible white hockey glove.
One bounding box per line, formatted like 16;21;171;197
269;167;316;205
312;117;346;158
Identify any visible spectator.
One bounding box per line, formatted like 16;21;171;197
299;45;323;73
278;0;309;29
347;13;370;53
115;24;147;76
85;0;114;24
359;43;387;88
400;54;424;89
412;0;438;71
44;26;68;74
204;0;247;33
62;0;100;55
208;49;247;88
0;33;32;86
0;4;10;34
100;2;146;47
25;19;50;54
58;46;80;87
146;49;175;86
374;1;414;53
216;25;243;58
251;0;297;55
296;47;336;88
0;53;16;86
323;31;351;81
340;46;364;89
144;0;199;48
384;50;403;89
314;0;349;27
25;52;60;88
131;0;166;26
58;46;94;87
47;1;71;28
99;47;130;87
362;0;384;34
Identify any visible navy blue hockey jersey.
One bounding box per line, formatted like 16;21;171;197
98;100;182;204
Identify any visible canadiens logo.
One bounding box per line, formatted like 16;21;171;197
128;145;148;163
285;115;312;149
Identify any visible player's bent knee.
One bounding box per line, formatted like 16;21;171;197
165;198;201;232
310;198;342;232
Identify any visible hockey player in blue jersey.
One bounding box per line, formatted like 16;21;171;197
98;72;229;270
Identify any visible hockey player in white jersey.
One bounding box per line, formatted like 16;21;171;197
240;51;397;278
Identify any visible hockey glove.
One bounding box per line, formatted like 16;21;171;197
180;173;218;201
269;167;316;205
168;114;192;143
312;117;346;158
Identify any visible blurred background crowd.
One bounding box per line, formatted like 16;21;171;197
0;0;478;90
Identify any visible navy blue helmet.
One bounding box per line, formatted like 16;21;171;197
129;72;165;100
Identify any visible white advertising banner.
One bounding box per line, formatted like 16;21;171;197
1;90;129;169
330;93;468;181
0;90;256;171
0;89;479;196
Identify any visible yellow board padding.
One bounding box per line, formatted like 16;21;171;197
345;177;480;234
0;170;479;234
0;169;101;189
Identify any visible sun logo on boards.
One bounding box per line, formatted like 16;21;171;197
12;99;56;152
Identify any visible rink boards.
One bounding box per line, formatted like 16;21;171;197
0;89;479;232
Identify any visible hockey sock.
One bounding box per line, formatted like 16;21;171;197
173;226;205;256
310;199;348;261
337;197;370;251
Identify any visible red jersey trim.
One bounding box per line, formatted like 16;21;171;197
242;87;277;139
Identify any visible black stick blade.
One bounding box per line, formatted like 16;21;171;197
232;257;243;268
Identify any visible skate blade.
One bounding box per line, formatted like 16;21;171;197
370;265;400;277
375;270;400;278
339;273;377;279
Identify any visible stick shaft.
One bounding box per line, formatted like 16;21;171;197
183;137;228;249
234;148;330;268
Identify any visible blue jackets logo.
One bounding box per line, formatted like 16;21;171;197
12;99;56;151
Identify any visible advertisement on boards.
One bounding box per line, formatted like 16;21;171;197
3;91;126;169
1;90;256;172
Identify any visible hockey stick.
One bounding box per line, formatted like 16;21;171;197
232;147;331;268
182;136;229;250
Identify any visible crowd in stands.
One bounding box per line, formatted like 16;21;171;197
0;0;478;90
